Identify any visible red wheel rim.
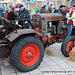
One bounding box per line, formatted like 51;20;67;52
20;44;40;66
66;41;74;53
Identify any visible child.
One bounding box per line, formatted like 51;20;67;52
66;7;73;37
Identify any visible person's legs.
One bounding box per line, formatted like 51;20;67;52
67;24;73;37
67;24;70;37
69;24;73;36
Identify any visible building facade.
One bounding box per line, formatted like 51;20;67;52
0;0;70;10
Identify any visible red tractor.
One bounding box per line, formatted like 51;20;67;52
0;13;64;72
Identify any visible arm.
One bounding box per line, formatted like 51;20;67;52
72;12;75;19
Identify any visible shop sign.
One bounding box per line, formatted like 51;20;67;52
26;0;34;3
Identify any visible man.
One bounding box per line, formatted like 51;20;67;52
18;4;30;28
40;5;47;13
58;5;67;26
48;4;52;13
58;5;67;39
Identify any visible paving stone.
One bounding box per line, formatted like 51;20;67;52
68;62;75;69
39;66;52;72
54;59;67;64
49;56;61;61
1;63;14;70
17;71;30;75
43;73;56;75
3;73;16;75
38;61;47;68
49;64;63;71
33;73;43;75
44;60;57;66
29;68;41;75
43;57;52;62
59;63;72;69
2;68;15;75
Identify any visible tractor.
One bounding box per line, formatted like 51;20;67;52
0;13;64;72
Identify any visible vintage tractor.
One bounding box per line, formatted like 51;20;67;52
0;13;64;72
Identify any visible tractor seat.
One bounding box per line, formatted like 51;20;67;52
1;17;21;30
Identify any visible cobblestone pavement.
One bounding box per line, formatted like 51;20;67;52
0;43;75;75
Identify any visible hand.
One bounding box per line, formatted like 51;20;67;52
25;21;27;24
19;25;22;28
66;16;68;18
69;11;71;14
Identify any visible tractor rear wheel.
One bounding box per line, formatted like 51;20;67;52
11;36;44;72
61;36;75;57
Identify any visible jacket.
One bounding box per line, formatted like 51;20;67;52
58;9;67;25
48;7;52;13
52;9;57;13
66;10;75;26
18;8;30;28
7;11;17;20
66;11;73;25
40;7;47;13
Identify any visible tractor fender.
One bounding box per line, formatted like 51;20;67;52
6;29;43;42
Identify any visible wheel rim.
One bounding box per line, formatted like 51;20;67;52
66;41;74;53
20;44;40;66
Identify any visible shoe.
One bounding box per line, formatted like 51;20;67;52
3;59;9;66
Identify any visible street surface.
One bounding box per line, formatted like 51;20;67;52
0;43;75;75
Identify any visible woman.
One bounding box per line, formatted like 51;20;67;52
66;7;73;37
7;5;17;20
3;5;17;66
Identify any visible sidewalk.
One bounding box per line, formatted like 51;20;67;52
0;43;75;75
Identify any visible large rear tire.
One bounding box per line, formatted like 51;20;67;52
11;36;44;72
61;36;75;57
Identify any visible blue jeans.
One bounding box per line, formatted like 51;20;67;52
67;24;73;37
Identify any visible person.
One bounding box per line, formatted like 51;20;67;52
18;4;31;28
46;2;49;11
52;6;57;13
48;4;52;13
3;5;17;66
58;5;67;26
7;5;17;20
40;5;47;13
58;5;67;39
66;7;73;37
72;5;75;26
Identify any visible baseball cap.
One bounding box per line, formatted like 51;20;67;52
60;5;66;8
19;4;23;8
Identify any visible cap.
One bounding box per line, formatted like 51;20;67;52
73;5;75;7
19;4;23;8
60;5;66;8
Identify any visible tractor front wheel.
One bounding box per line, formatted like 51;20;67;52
11;36;44;72
61;36;75;57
